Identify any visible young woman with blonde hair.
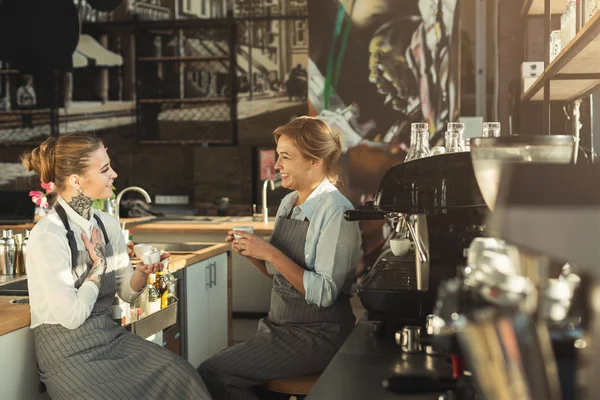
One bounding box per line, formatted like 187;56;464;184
199;116;362;399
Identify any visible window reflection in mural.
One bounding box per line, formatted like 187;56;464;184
0;0;308;144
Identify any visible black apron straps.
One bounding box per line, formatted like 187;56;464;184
54;203;110;271
93;214;110;246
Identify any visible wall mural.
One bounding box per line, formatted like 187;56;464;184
308;0;460;203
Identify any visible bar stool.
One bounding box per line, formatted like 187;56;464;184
263;374;320;400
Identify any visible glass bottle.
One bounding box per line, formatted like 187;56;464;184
405;122;430;161
482;122;501;138
162;257;178;306
134;286;148;317
21;229;30;275
155;270;169;309
446;122;466;152
147;274;161;315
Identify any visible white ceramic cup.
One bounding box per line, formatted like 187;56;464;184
134;243;153;259
390;239;415;257
233;225;254;239
142;249;161;265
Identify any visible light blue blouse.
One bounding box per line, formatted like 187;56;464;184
273;178;362;307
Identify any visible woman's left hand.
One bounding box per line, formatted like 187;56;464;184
232;231;275;262
135;252;171;275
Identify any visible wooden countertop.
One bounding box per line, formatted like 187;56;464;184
0;296;30;336
0;242;229;336
0;216;156;232
128;218;275;235
134;242;230;273
0;216;275;235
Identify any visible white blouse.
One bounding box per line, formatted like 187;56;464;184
26;196;141;329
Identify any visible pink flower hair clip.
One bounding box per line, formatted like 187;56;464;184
29;181;55;209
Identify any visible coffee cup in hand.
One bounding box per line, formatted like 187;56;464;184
233;225;254;239
142;249;161;265
134;243;153;259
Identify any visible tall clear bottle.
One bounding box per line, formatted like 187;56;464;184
162;257;178;306
445;122;466;152
405;123;430;161
482;122;501;138
146;274;161;315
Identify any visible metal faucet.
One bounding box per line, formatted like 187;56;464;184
114;186;152;221
262;176;281;224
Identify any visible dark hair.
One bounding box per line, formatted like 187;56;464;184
21;133;104;193
273;116;342;184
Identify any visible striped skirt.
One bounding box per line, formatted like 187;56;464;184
33;312;211;400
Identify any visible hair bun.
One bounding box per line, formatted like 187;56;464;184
21;136;58;184
333;132;342;150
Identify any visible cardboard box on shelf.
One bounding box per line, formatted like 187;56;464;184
521;62;545;78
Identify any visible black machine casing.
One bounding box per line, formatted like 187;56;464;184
374;152;486;213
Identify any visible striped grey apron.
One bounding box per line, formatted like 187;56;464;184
32;208;210;400
198;214;355;400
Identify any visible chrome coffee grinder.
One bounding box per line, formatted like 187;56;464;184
430;135;583;400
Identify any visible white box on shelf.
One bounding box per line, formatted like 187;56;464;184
521;62;545;78
522;77;538;94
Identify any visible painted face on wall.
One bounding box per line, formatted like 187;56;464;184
368;20;420;114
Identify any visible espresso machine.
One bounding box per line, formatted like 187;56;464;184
346;151;488;329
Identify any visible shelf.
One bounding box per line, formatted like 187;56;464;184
137;56;229;62
522;0;566;16
139;97;229;104
125;301;178;339
521;10;600;102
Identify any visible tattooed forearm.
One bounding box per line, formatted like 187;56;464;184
68;193;93;219
94;243;107;263
85;244;107;289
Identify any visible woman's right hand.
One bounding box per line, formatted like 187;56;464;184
226;230;271;277
226;230;242;255
82;228;107;287
227;230;258;260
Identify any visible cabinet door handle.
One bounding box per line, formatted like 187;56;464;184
211;262;217;286
205;264;211;288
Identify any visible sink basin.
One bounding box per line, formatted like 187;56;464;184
144;242;214;253
229;216;255;222
0;279;28;296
